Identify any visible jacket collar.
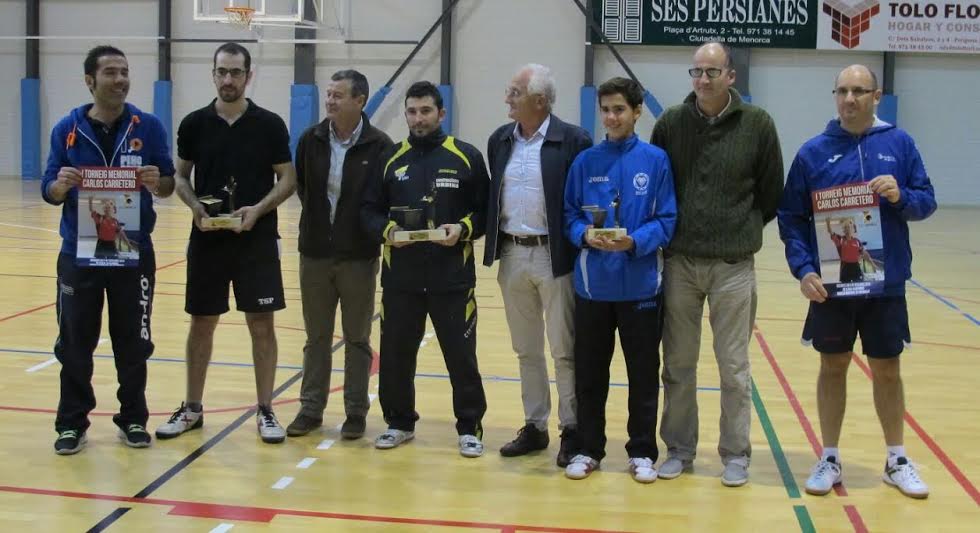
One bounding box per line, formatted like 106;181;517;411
408;127;447;149
314;112;381;146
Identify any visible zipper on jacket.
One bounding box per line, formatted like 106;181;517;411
857;139;866;182
74;117;135;167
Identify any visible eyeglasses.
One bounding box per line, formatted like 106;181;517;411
688;67;724;79
833;87;876;98
505;86;527;99
213;68;248;79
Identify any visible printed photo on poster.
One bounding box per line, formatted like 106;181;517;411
76;167;141;267
812;182;885;298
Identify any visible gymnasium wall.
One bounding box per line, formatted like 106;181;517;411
3;0;978;205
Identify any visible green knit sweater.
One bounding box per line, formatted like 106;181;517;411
650;89;784;259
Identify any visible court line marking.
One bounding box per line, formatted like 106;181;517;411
910;279;980;326
849;354;980;507
317;439;335;450
0;484;638;533
753;327;870;533
296;457;316;469
270;476;294;490
209;524;234;533
25;357;57;373
0;222;59;234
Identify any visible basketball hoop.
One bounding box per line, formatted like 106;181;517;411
224;6;256;29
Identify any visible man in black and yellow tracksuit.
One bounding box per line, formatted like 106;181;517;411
361;81;489;457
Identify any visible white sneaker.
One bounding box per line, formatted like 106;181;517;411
459;434;484;458
628;457;657;483
565;454;600;480
375;429;415;449
256;406;286;444
805;457;842;495
155;403;203;439
883;457;929;499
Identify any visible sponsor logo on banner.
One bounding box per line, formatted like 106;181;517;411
822;0;881;48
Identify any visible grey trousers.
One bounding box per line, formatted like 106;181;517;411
497;240;576;431
660;253;756;467
298;254;379;419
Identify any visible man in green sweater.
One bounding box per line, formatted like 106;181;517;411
649;42;784;487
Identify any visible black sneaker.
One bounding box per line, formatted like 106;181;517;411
286;413;323;437
118;423;152;448
54;429;87;455
557;427;579;467
500;424;549;457
340;415;366;440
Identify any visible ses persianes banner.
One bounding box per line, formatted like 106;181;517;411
594;0;980;54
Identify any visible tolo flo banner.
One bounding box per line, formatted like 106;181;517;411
595;0;980;53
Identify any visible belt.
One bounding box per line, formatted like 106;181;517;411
504;233;549;246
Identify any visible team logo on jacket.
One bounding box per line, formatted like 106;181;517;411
395;165;410;181
436;177;459;189
877;153;897;163
129;138;143;152
588;175;608;183
120;137;144;167
633;172;649;195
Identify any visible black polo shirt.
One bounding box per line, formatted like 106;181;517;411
177;98;291;239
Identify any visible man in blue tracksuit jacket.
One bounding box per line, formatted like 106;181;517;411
41;46;175;455
778;65;936;499
562;77;677;483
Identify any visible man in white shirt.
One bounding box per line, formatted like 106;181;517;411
484;64;593;467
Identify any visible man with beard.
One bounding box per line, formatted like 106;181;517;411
361;81;490;457
156;42;296;444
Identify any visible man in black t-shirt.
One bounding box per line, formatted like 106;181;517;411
155;42;296;444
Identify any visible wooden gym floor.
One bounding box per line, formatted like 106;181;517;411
0;178;977;532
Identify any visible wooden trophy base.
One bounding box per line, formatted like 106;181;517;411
201;214;242;230
392;228;448;242
587;227;627;240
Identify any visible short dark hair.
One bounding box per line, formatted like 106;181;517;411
331;69;370;100
84;45;126;77
597;77;643;109
404;81;443;110
213;42;251;71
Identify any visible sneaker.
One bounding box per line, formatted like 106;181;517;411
155;403;203;439
500;424;549;457
54;429;87;455
557;428;578;467
374;428;414;450
657;456;693;480
286;413;323;437
459;434;484;458
628;457;658;483
340;415;367;440
565;454;600;480
118;424;152;448
722;462;749;487
256;406;286;444
805;457;842;496
883;457;929;499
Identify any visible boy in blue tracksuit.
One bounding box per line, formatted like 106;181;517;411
562;77;677;483
778;65;936;499
41;46;175;455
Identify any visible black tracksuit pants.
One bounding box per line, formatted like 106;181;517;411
54;250;155;433
574;293;663;461
378;288;486;436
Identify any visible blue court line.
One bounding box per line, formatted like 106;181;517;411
910;279;980;326
2;347;722;391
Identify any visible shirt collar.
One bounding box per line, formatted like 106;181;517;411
513;115;551;142
696;91;733;123
330;117;363;146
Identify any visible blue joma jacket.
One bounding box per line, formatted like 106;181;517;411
564;134;677;301
778;118;937;296
41;103;175;255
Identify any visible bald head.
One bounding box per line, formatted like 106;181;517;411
694;42;733;69
835;64;878;91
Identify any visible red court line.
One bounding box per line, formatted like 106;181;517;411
754;327;871;533
0;485;634;533
849;355;980;507
0;259;185;324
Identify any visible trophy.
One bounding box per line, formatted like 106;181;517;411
585;191;626;240
391;182;448;242
198;176;243;229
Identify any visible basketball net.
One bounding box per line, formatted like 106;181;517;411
224;6;256;30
